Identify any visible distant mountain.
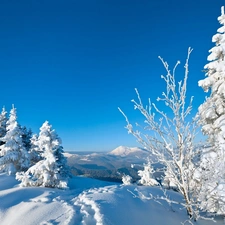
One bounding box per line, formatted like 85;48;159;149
65;146;152;182
108;146;148;157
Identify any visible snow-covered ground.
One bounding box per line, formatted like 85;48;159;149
0;173;224;225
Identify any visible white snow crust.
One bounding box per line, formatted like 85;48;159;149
0;173;224;225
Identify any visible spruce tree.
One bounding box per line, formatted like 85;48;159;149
0;106;30;175
0;107;7;145
16;121;70;188
29;134;42;166
20;126;32;152
198;6;225;215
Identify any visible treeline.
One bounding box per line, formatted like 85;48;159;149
0;106;70;188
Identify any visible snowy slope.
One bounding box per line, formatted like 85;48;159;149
0;173;224;225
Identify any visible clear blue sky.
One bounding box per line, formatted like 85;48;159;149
0;0;223;151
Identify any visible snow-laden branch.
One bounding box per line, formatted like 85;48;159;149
119;48;204;221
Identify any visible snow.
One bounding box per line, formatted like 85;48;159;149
0;173;224;225
108;146;146;157
198;6;225;214
16;121;70;189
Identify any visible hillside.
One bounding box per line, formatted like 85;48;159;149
0;173;223;225
65;146;150;182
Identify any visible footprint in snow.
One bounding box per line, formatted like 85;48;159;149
73;190;103;225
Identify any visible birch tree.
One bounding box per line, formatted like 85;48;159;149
119;48;201;220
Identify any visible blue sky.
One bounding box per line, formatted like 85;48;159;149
0;0;223;151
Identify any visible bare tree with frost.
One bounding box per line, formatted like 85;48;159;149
119;48;202;220
198;6;225;215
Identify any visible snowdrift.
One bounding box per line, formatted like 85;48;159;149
0;173;223;225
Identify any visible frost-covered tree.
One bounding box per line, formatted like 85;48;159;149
29;134;42;166
119;48;201;220
16;121;70;188
198;6;225;143
122;174;132;185
20;126;32;152
162;166;177;190
0;107;7;145
0;106;30;175
198;6;225;215
137;161;158;186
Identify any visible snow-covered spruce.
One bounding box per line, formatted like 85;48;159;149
198;6;225;215
16;121;70;188
119;48;202;220
137;161;158;186
0;106;30;175
0;107;7;145
29;134;42;166
20;126;32;152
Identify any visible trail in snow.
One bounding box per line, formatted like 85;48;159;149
0;174;115;225
73;190;103;225
1;174;225;225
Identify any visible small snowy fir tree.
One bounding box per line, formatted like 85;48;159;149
0;106;30;175
122;174;132;185
198;6;225;215
137;161;158;186
16;121;70;188
0;107;7;145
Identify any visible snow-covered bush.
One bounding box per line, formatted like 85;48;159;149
162;167;177;190
122;174;132;185
198;6;225;215
0;106;30;175
138;162;158;186
16;121;70;188
119;48;201;220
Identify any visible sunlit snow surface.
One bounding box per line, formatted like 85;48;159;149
0;173;224;225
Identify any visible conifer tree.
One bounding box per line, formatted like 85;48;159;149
20;126;32;152
0;106;30;175
198;6;225;215
0;107;7;145
29;134;42;166
198;6;225;144
16;121;70;188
